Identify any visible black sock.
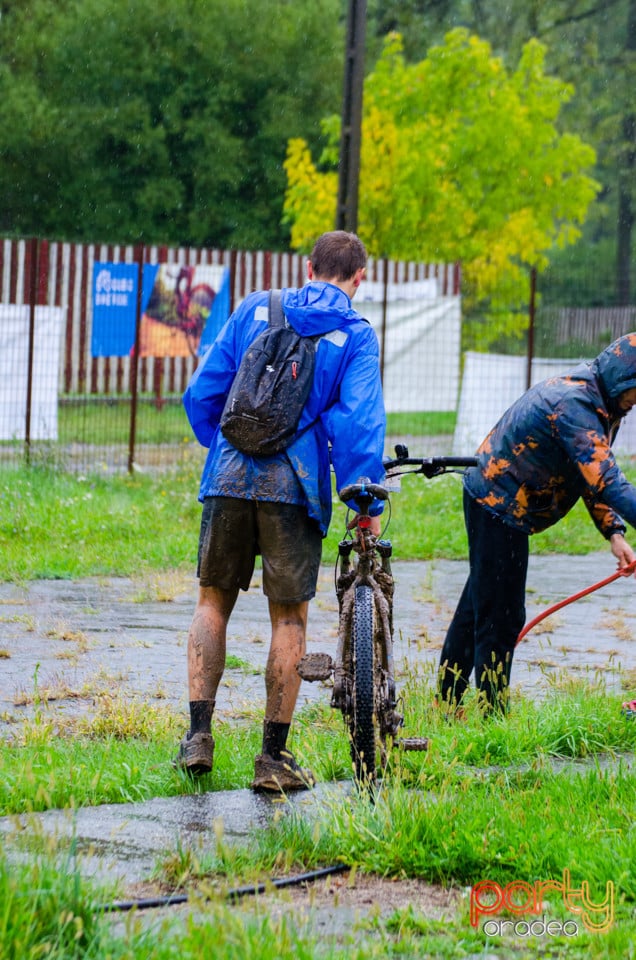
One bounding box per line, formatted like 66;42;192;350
262;720;290;761
188;700;215;738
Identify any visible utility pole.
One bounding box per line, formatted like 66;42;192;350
336;0;367;233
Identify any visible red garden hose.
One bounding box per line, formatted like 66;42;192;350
516;559;636;646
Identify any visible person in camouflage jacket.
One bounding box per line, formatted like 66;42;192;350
439;333;636;714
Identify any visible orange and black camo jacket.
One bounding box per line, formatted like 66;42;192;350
464;333;636;538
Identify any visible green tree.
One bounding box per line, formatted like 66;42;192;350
455;0;636;306
0;0;344;249
366;1;636;307
284;30;599;348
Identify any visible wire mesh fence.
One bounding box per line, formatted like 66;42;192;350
1;236;635;475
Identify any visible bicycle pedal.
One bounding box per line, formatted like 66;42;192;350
395;736;429;752
296;652;334;682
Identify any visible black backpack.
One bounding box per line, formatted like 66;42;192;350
220;290;318;456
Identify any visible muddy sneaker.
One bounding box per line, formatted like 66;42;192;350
251;751;315;793
173;732;214;775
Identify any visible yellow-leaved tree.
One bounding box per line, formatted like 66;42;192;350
284;29;599;349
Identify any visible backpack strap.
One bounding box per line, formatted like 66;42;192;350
268;289;286;328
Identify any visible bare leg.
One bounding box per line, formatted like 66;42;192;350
187;584;238;702
264;600;308;722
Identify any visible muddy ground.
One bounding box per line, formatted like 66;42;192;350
1;553;634;730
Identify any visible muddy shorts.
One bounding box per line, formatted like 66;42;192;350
197;496;322;604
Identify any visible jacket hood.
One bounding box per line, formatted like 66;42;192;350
282;282;365;336
591;332;636;413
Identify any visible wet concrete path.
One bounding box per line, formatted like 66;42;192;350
0;779;350;888
1;552;634;729
0;552;634;912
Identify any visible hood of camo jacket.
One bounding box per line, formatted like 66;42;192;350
591;331;636;415
183;282;387;535
463;332;636;538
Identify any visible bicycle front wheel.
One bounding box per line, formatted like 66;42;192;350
349;584;378;785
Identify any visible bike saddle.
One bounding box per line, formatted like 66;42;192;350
338;478;389;505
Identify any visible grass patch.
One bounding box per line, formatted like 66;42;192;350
0;848;110;960
2;460;635;581
225;654;262;674
2;679;636;957
49;402;455;448
0;464;202;580
385;410;456;436
142;679;636;957
3;678;635;815
0;694;262;815
1;847;384;959
58;396;194;446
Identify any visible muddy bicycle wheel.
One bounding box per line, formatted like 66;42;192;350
349;583;378;785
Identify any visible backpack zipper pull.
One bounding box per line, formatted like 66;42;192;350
292;361;298;379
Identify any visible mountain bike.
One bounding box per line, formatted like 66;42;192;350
298;444;478;786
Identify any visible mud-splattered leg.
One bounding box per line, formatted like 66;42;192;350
187;584;238;702
264;600;308;723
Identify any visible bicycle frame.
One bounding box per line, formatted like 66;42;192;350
297;447;476;786
331;507;401;746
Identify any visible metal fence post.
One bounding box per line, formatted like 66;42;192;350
526;266;537;391
25;237;40;465
379;257;388;384
128;245;144;474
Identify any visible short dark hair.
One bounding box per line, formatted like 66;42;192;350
310;231;367;281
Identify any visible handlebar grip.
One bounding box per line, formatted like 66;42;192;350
436;457;478;467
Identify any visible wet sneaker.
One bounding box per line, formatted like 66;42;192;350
251;751;315;793
621;700;636;720
173;731;214;775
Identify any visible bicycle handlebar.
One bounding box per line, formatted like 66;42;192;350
337;447;477;511
383;444;478;479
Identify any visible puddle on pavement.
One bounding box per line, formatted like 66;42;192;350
0;553;633;736
0;781;352;888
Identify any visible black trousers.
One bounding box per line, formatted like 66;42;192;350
438;489;529;712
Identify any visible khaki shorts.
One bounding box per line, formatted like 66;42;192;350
197;497;322;604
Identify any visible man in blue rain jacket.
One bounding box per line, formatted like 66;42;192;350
177;231;386;791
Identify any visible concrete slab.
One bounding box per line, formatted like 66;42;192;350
0;780;350;888
0;553;634;732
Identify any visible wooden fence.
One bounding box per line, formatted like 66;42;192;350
0;236;460;400
0;236;460;471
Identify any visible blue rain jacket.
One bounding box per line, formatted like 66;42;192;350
183;282;386;535
465;333;636;538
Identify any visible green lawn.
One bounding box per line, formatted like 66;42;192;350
51;401;456;447
2;459;635;581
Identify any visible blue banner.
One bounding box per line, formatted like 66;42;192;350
198;266;231;355
91;262;139;356
91;261;231;357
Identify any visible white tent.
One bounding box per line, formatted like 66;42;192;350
357;279;461;412
453;351;636;455
0;305;65;440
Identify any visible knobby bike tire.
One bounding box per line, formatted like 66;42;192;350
350;584;377;784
